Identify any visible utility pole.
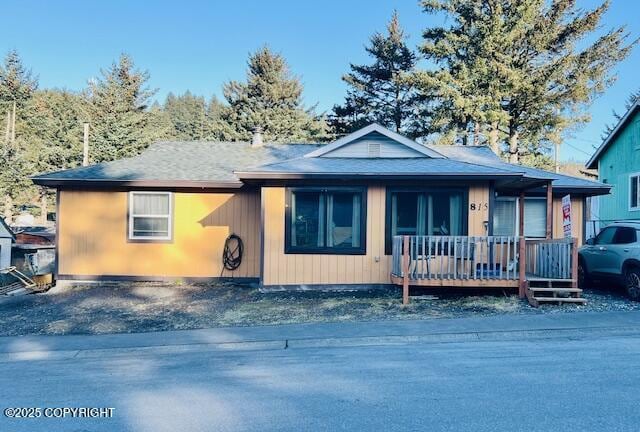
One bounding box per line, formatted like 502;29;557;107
554;142;560;173
83;123;90;166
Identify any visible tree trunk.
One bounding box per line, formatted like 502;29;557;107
40;191;48;225
10;101;16;144
488;122;500;155
473;121;480;146
508;128;519;164
4;111;10;144
4;194;13;224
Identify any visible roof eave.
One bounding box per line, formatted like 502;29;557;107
31;178;244;189
235;171;523;181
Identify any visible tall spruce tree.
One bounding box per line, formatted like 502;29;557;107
164;91;208;140
204;96;237;141
0;50;38;221
223;46;327;142
330;12;422;137
18;90;88;221
87;54;162;162
419;0;635;163
163;92;237;141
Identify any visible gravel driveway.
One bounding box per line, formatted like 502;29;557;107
0;282;639;336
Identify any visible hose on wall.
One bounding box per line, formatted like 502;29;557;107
221;233;243;276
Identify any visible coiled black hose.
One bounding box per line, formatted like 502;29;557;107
221;233;243;275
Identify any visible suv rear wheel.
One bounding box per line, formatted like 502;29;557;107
578;259;591;289
624;266;640;301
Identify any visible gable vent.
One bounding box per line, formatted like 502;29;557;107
368;142;381;157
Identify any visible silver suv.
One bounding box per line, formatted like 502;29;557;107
579;221;640;301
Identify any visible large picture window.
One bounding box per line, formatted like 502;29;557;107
286;187;366;254
385;188;467;254
128;192;173;241
493;196;546;238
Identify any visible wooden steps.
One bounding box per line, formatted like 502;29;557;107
525;279;586;308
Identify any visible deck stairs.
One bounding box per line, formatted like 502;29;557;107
525;278;585;307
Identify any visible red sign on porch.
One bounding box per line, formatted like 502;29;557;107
562;194;572;238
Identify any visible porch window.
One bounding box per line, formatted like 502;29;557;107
493;197;546;238
128;192;172;241
385;188;467;254
286;187;366;254
629;174;640;211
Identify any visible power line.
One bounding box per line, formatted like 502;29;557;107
562;141;593;156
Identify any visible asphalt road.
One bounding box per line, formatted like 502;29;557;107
1;321;640;431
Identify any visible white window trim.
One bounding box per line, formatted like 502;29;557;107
128;191;173;241
494;196;547;238
629;172;640;212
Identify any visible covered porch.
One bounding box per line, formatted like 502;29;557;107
390;190;582;307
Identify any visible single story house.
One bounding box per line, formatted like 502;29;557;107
586;100;640;228
33;124;610;302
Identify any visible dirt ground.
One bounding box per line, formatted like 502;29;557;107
0;282;639;336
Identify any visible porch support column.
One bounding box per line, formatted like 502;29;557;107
402;235;410;305
518;191;526;298
571;238;579;291
546;181;553;239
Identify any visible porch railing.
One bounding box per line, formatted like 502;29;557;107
391;235;521;281
524;238;577;280
392;235;578;282
391;235;578;305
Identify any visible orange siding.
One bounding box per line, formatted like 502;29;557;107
261;183;491;286
58;190;260;278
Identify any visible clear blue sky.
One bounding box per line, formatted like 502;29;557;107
1;0;638;162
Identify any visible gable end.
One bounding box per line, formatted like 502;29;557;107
304;123;444;159
320;131;426;158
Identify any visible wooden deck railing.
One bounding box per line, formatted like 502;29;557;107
391;235;521;281
392;235;578;304
524;238;578;281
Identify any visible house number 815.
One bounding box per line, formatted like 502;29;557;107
469;203;488;211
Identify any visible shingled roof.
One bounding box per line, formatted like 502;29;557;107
32;141;322;188
429;145;609;193
32;124;609;195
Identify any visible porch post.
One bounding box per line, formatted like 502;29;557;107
546;180;553;239
402;235;410;305
518;191;526;298
571;238;579;291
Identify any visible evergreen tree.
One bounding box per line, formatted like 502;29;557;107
164;91;208;140
0;50;38;112
0;50;38;221
163;92;237;141
204;96;237;141
17;90;88;219
223;46;328;142
419;0;635;164
87;54;162;162
330;12;422;138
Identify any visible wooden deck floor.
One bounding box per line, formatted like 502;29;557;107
390;274;520;288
